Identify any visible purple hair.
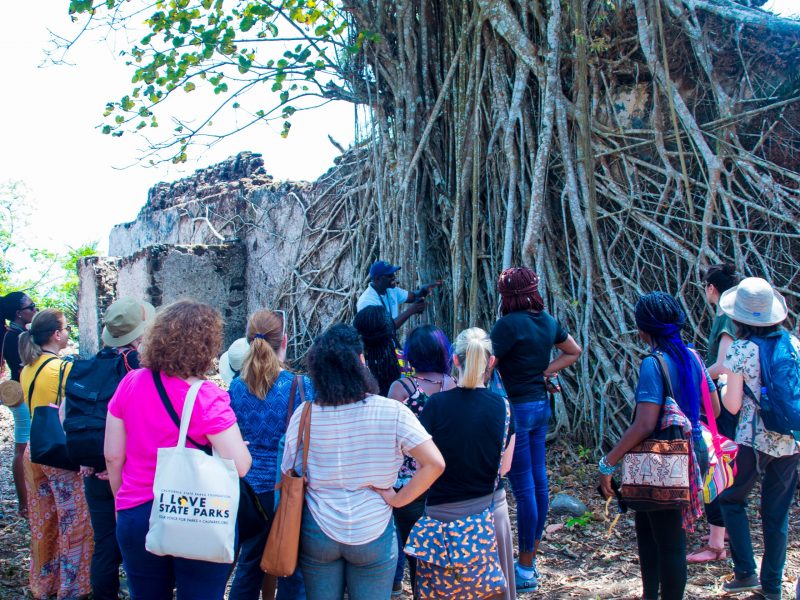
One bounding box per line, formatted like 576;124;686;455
403;325;452;375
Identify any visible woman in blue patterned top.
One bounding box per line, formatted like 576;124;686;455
228;309;313;600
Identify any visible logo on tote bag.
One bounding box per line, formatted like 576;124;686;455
157;490;232;520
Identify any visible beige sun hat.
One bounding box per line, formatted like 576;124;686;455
719;277;788;327
219;337;250;384
101;297;156;348
0;379;23;408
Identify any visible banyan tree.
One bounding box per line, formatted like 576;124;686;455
66;0;800;445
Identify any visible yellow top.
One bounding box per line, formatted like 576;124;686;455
19;354;72;413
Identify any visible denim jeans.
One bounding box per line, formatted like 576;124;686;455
392;495;426;594
506;397;550;552
719;445;800;594
300;507;397;600
635;509;686;600
85;475;123;600
230;490;306;600
116;501;232;600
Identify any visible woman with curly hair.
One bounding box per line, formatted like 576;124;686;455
104;300;252;600
282;324;444;600
489;267;581;592
19;308;93;600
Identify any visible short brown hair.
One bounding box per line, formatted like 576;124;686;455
140;300;223;378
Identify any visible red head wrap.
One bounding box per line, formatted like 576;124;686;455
498;268;545;315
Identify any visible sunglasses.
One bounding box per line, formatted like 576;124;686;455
19;303;36;312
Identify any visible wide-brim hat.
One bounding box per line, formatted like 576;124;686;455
219;337;250;385
0;379;23;408
101;298;156;348
719;277;788;327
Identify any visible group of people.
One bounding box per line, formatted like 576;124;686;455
0;258;797;600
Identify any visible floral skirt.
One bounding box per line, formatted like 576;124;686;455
23;446;93;599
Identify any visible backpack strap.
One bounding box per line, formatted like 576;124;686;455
26;356;58;411
152;370;212;454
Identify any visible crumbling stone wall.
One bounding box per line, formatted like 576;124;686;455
79;151;340;358
78;244;247;357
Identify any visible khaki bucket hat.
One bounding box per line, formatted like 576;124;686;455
719;277;788;327
101;297;156;348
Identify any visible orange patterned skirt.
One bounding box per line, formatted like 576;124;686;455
23;447;93;599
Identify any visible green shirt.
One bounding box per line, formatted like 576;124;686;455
707;313;736;365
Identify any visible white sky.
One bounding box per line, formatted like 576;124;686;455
0;0;797;263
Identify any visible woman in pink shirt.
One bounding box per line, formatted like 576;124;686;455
104;300;251;600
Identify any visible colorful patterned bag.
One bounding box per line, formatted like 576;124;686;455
695;354;738;503
621;354;692;511
404;399;510;600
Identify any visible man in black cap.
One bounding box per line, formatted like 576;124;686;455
356;260;442;330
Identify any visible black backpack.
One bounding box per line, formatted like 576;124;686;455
63;348;137;470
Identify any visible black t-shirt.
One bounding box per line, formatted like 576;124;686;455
2;326;24;382
420;387;514;506
490;310;568;402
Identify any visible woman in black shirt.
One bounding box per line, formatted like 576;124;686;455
1;291;38;517
489;267;581;592
419;327;516;600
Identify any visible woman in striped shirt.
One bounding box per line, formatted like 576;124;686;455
282;324;445;600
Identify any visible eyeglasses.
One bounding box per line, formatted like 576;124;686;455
19;303;36;312
274;310;286;338
61;325;73;334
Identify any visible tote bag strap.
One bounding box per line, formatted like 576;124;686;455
690;350;724;457
26;356;58;411
153;370;211;453
176;380;205;450
294;401;312;475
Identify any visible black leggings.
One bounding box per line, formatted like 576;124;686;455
635;509;687;600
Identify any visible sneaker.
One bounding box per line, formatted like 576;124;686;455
758;591;781;600
722;574;760;593
391;581;403;596
515;562;539;593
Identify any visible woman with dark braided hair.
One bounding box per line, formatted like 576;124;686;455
599;292;716;600
354;306;402;396
489;267;581;593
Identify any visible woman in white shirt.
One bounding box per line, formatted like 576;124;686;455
282;324;444;600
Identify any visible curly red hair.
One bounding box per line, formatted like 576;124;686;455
140;300;223;378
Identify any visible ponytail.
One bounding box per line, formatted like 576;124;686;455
241;309;284;398
453;327;493;389
19;308;64;366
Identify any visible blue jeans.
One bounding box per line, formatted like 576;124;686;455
85;475;122;600
506;397;550;553
719;445;800;594
116;501;232;600
230;490;306;600
300;507;397;600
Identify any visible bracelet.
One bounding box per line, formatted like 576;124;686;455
598;455;619;475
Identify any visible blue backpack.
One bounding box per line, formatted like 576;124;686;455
747;331;800;439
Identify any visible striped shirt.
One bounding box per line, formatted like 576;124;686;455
281;394;431;545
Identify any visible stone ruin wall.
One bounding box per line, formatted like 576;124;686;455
78;151;351;357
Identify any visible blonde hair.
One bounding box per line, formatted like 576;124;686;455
18;308;65;366
241;310;284;398
453;327;493;389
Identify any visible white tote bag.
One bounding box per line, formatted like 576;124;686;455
145;381;240;563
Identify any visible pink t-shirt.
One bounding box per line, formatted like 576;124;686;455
108;369;237;511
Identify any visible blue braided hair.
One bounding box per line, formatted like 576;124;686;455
634;292;701;431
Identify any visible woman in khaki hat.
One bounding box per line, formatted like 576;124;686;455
80;297;154;600
716;277;799;599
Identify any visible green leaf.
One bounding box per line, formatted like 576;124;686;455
184;82;196;92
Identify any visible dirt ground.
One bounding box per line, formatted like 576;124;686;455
0;408;797;599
